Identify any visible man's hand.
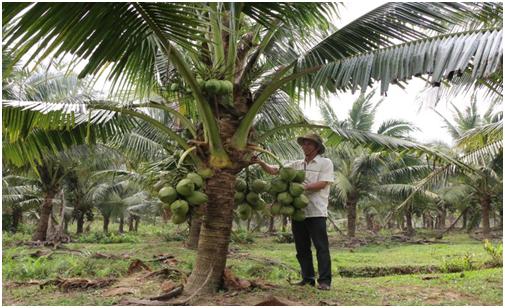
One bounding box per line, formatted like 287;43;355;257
250;155;279;175
304;181;330;192
250;155;262;165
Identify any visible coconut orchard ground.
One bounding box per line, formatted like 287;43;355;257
2;223;502;306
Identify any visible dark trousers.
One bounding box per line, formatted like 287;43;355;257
292;217;332;285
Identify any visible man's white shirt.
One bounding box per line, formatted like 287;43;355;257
286;155;334;218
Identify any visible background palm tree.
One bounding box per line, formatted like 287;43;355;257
2;172;42;233
437;100;502;237
3;2;502;294
322;90;419;237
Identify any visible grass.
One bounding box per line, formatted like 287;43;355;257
2;222;502;306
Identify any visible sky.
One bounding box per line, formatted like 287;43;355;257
300;2;497;147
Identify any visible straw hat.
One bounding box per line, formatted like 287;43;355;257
296;133;325;154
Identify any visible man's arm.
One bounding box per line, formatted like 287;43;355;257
305;158;334;192
251;157;279;175
304;181;330;192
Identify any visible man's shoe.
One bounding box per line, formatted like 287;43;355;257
292;280;315;286
317;282;331;291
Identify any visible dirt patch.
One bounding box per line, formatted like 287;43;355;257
190;291;305;306
379;285;481;305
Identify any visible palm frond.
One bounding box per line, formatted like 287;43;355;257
381;164;434;183
376;119;417;138
457;120;503;152
109;131;168;162
17;197;44;211
324;126;472;172
3;3;207;99
297;3;486;69
332;171;354;203
432;107;463;140
242;3;338;31
308;28;503;95
254;89;308;136
379;183;439;201
460;140;503;166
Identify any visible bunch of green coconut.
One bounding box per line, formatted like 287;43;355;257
199;78;233;96
167;78;232;96
157;172;208;224
269;167;309;221
234;178;269;220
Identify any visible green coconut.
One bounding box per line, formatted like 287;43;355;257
196;78;206;89
185;191;208;206
234;191;245;203
280;205;295;217
176;179;195;197
171;213;187;224
238;203;252;220
293;194;309;209
158;186;178;204
246;192;260;205
204;79;221;94
218;80;233;95
279;167;297;182
277;192;293;205
270;203;282;215
264;182;271;193
292;209;305;221
170;200;189;216
251;179;268;193
186;172;203;188
235;179;248;192
254;198;266;211
288;183;305;197
197;168;214;179
270;178;288;193
293;170;306;183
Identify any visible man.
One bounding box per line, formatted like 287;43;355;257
252;133;334;290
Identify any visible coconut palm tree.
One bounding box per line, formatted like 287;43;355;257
3;2;502;294
437;100;502;237
390;103;502;238
2;171;42;232
322;90;419;237
62;145;128;234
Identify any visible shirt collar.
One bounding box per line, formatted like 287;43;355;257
306;154;322;164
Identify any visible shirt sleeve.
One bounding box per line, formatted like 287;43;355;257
284;160;300;169
318;158;334;183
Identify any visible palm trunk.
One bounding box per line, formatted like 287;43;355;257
184;171;236;295
481;195;491;238
186;205;204;250
134;216;140;231
103;215;110;233
281;215;287;232
268;216;275;233
347;200;357;238
365;213;374;231
76;214;85;234
11;207;23;233
438;208;446;229
128;216;134;232
405;210;415;236
32;191;56;241
118;216;124;233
